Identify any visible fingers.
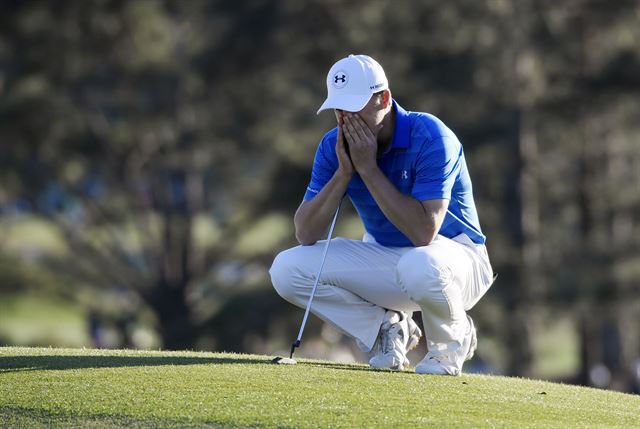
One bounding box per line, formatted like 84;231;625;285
343;114;377;144
342;120;355;145
335;135;354;178
352;115;376;140
336;124;347;155
340;114;378;173
336;124;351;162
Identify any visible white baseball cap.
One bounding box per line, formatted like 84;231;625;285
317;54;389;114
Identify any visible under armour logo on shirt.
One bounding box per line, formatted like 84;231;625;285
401;170;408;179
334;74;346;83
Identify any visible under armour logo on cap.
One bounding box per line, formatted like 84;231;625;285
332;70;349;89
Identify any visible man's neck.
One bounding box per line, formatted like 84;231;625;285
377;106;396;156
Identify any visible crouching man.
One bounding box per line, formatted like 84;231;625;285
270;55;494;375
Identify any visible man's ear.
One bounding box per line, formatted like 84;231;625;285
382;89;392;108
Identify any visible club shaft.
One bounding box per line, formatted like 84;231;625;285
293;200;342;346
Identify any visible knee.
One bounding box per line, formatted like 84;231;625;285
269;247;302;302
396;248;453;302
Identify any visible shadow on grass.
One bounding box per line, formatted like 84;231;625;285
0;355;270;373
299;360;415;376
0;352;403;375
0;405;227;428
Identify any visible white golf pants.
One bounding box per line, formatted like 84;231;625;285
269;233;494;354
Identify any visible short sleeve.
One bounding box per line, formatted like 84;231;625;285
303;131;338;201
411;136;462;201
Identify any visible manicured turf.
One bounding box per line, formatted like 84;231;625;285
1;347;638;428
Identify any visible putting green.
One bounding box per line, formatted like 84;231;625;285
1;347;639;428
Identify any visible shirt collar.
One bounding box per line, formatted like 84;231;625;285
390;100;410;149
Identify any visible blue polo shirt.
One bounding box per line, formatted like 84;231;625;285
304;101;485;247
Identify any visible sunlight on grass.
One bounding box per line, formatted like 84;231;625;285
532;314;580;379
234;213;290;256
192;214;222;250
1;216;67;256
0;295;89;347
335;214;365;240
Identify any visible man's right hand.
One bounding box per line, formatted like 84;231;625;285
336;122;354;179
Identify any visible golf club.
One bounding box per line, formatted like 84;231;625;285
272;198;343;365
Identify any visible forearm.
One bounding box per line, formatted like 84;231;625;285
360;167;439;246
294;172;350;245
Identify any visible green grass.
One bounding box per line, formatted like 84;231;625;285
1;347;639;428
0;295;88;347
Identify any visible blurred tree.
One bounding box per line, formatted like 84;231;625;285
0;0;303;349
0;0;638;390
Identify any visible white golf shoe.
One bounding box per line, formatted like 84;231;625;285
415;315;477;376
369;310;422;371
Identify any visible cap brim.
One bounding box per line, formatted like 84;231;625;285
316;93;372;115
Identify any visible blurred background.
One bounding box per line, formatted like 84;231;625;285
1;0;639;393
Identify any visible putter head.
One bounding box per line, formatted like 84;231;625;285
272;356;297;365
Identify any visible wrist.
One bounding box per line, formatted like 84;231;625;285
335;168;353;184
356;163;379;180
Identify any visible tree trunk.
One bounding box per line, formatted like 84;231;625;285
506;107;539;376
147;170;199;350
